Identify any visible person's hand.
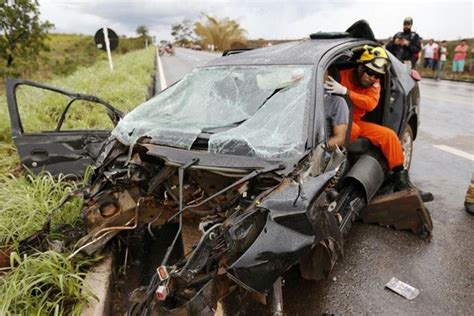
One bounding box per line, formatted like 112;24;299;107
324;76;348;95
401;39;410;46
394;38;402;45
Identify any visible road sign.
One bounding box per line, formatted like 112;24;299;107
94;28;119;51
94;27;118;71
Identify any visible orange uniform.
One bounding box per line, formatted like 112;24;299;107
340;69;404;170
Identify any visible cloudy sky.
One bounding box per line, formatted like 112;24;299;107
38;0;473;41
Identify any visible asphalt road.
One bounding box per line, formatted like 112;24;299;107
157;48;474;315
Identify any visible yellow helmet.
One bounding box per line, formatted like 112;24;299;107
357;45;390;74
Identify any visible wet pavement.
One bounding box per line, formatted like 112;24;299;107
158;50;474;314
288;79;474;315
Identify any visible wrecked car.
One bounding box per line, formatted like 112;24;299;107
7;21;432;315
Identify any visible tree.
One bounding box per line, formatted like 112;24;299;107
136;25;149;39
0;0;53;71
171;19;194;46
194;14;247;51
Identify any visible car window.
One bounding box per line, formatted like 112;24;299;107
112;65;313;159
15;85;115;133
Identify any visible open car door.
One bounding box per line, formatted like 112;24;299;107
6;79;123;176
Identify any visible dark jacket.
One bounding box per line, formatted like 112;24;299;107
386;30;421;62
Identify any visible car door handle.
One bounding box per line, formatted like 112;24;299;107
30;149;49;162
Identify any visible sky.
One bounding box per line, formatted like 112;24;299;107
38;0;473;42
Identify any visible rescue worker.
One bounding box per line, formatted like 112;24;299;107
324;45;413;191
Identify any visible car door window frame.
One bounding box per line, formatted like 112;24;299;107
6;79;123;137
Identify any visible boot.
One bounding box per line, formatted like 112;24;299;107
465;202;474;215
393;169;414;192
393;169;434;202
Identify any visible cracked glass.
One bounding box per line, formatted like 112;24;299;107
112;65;312;159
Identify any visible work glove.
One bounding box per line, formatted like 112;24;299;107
324;76;348;95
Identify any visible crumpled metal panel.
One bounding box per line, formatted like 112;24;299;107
259;170;336;212
227;213;314;293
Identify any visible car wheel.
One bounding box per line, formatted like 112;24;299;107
402;125;414;170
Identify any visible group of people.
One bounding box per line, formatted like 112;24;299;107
385;17;472;80
323;17;470;212
420;38;470;80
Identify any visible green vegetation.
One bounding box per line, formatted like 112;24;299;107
194;14;247;51
0;251;96;315
0;45;155;314
1;33;151;86
0;172;82;247
172;19;194;46
0;0;53;76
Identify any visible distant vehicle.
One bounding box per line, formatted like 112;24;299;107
7;20;431;315
164;43;175;55
191;44;202;50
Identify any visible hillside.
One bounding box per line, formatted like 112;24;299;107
0;33;149;87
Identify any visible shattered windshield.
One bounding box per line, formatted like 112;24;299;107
112;65;312;159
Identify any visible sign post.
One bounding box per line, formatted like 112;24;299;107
103;27;114;71
94;27;119;72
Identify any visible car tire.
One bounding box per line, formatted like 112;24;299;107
402;124;414;171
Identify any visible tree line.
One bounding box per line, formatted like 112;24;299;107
171;14;247;51
0;1;155;83
0;0;248;82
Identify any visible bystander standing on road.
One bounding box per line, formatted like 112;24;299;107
385;17;421;69
422;39;438;70
432;41;439;74
452;39;469;79
435;41;448;80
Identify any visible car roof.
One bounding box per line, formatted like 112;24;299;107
204;37;362;67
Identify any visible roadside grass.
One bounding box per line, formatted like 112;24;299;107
0;33;149;86
0;47;155;314
0;251;97;315
0;172;83;248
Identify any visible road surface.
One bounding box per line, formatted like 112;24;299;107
156;47;474;315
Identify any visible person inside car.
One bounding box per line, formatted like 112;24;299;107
323;71;349;150
323;45;413;191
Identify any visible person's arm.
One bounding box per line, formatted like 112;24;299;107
326;95;350;149
386;41;396;53
328;124;348;149
347;84;380;112
407;33;421;54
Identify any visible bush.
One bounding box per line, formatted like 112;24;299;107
0;251;96;315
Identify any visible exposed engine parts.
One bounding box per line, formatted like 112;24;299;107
62;140;432;315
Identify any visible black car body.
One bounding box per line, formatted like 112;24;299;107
7;21;430;315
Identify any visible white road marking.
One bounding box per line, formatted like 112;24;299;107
433;145;474;161
157;48;167;90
